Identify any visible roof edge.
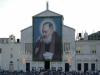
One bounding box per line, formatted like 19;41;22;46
20;25;32;32
32;9;63;17
63;25;75;31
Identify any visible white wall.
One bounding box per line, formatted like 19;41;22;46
1;36;21;71
21;25;75;71
75;41;99;71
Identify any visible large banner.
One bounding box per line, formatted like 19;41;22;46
33;16;62;61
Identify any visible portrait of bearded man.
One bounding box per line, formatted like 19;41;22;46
34;21;61;60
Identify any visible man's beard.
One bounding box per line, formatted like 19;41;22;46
43;35;52;44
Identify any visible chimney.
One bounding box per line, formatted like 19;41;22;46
79;33;82;37
17;39;20;42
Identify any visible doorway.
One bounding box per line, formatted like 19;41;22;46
26;63;30;71
77;63;81;71
44;61;50;70
65;63;69;72
84;63;88;72
91;63;95;71
9;64;14;72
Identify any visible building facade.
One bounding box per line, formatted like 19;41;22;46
21;5;76;72
0;35;21;72
0;3;100;72
75;31;100;72
21;6;100;72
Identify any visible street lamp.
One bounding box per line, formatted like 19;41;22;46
64;50;75;64
19;51;30;72
19;51;30;64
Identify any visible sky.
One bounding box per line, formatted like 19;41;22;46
0;0;100;39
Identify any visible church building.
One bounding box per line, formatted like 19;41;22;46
21;2;76;72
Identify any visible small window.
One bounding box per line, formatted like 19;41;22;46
0;48;2;53
76;51;78;53
2;39;4;43
11;38;13;43
6;39;8;43
11;48;13;50
90;45;96;54
10;54;13;58
76;46;82;54
79;51;80;53
4;39;7;43
95;50;96;53
92;51;94;53
11;38;13;40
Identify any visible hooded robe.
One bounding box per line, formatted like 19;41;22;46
34;32;61;60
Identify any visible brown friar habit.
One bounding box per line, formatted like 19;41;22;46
35;31;61;60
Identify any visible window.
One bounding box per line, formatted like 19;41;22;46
4;39;6;43
95;50;96;53
66;43;69;50
79;51;80;53
64;42;70;52
0;48;2;53
6;39;8;43
11;48;13;50
66;43;70;50
63;42;70;52
2;39;4;43
10;54;13;58
92;50;94;53
11;38;13;43
25;43;32;53
76;46;82;54
90;45;96;54
76;51;78;53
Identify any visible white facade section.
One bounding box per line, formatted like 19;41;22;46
62;25;75;71
21;25;75;72
0;35;21;71
21;26;32;51
75;40;100;71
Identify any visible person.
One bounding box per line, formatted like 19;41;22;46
34;22;61;60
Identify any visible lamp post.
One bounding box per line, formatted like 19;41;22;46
19;51;30;72
64;50;75;65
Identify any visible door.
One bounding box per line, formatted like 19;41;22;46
9;64;14;72
77;63;81;71
26;63;30;71
65;63;69;72
91;63;95;71
84;63;88;72
44;61;50;70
